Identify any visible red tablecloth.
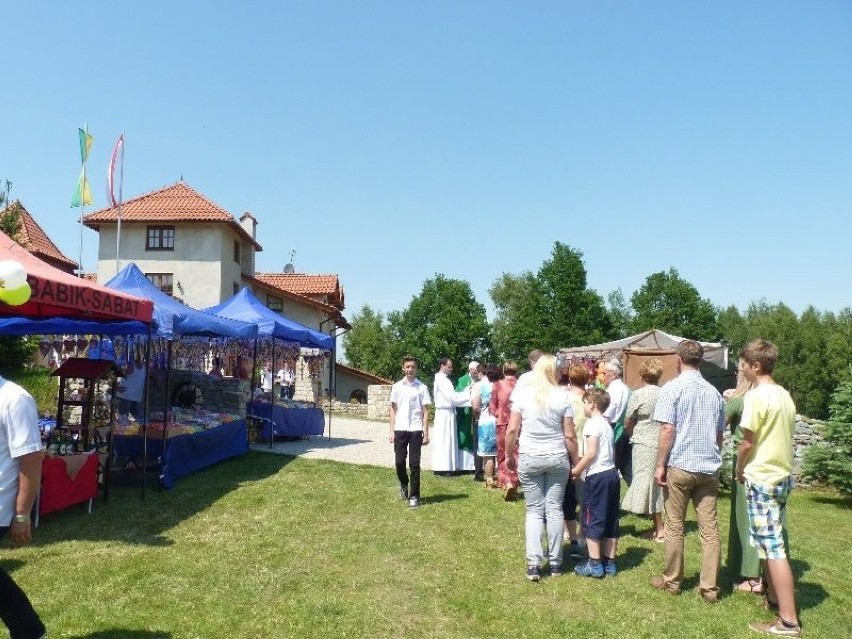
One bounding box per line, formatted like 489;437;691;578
39;454;98;515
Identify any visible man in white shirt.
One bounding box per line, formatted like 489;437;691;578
432;357;472;475
276;364;295;400
0;374;47;639
389;356;432;508
602;359;632;485
260;361;273;395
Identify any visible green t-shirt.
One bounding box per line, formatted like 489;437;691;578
741;384;797;486
726;394;745;445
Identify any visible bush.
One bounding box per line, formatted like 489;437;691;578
803;369;852;494
8;367;58;416
0;335;38;376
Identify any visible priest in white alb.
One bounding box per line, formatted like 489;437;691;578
432;357;474;474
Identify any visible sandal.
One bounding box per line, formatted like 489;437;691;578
735;579;764;595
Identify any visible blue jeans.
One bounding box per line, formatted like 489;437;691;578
518;452;569;567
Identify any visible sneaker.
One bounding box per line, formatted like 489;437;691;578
568;540;583;560
549;562;563;577
748;619;801;637
399;484;409;501
603;560;617;577
408;496;420;509
574;560;605;578
650;575;681;595
526;565;541;582
699;588;719;604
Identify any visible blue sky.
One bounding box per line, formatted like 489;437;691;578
3;2;852;323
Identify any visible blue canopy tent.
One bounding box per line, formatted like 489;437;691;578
205;287;334;442
105;263;260;488
203;287;334;350
105;264;259;340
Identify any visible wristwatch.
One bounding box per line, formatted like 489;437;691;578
13;513;30;524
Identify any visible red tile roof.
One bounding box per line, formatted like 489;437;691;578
2;202;78;272
242;274;350;330
253;273;344;308
82;181;262;250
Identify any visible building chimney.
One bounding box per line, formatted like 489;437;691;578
239;211;257;240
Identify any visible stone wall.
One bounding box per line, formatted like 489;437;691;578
149;370;250;416
323;399;369;419
367;384;392;421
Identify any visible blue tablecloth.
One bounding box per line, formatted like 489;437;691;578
113;420;248;489
246;402;325;440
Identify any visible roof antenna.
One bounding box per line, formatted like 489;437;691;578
283;249;296;273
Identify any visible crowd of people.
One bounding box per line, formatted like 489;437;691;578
388;339;802;638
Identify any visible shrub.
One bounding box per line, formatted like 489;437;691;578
8;366;58;416
803;368;852;494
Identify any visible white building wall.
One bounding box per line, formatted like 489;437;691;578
96;223;227;308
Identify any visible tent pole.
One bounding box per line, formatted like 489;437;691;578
270;340;276;450
248;338;258;445
141;326;152;499
160;340;173;491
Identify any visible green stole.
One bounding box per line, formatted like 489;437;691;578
455;373;474;452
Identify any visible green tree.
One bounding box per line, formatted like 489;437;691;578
489;271;541;361
606;288;633;338
489;242;613;360
803;370;852;494
0;179;22;240
341;304;399;380
388;274;491;372
630;267;720;341
0;180;34;371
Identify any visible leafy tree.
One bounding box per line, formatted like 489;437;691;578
803;369;852;494
0;180;33;371
489;271;541;361
341;304;399;381
388;274;491;373
0;179;22;240
489;242;613;360
606;288;633;338
630;267;720;341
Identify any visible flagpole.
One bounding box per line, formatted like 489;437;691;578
115;132;125;275
78;123;87;278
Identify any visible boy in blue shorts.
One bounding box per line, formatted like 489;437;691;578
736;339;801;637
571;388;620;578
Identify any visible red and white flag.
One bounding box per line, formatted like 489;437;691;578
107;133;125;209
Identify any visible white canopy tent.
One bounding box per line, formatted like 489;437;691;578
558;329;728;369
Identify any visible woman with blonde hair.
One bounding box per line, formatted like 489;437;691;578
725;365;764;595
620;357;665;540
506;354;579;581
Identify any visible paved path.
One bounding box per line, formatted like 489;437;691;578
250;415;434;469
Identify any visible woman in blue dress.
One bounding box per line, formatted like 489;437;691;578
473;366;502;488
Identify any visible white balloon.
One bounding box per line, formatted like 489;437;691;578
0;260;27;290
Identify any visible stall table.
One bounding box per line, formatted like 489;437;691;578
37;453;99;525
247;401;325;440
112;420;248;489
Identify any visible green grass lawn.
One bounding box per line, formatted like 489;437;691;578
4;453;850;639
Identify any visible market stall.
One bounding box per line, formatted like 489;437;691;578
204;288;333;443
557;329;730;390
105;263;258;488
0;230;155;513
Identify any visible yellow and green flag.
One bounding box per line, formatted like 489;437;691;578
71;169;92;208
79;127;93;164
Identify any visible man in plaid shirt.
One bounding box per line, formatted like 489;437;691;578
649;340;725;603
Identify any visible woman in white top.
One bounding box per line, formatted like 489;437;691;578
506;354;579;581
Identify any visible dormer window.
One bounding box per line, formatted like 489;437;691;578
146;226;175;250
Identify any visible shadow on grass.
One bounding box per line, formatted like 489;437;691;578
809;494;852;510
33;452;293;548
425;493;468;505
0;558;25;574
617;545;653;572
69;631;172;639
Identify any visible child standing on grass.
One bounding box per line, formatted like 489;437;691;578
571;387;620;578
736;339;801;638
